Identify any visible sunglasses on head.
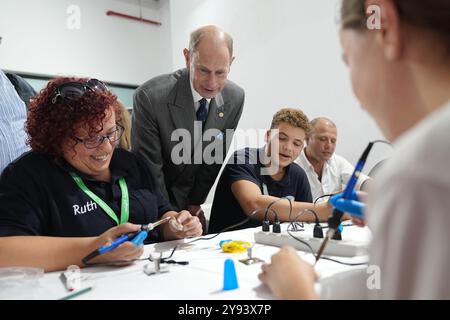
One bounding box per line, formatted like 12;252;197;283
51;78;108;104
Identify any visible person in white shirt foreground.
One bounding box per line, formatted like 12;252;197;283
259;0;450;299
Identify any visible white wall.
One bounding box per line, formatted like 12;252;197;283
0;0;173;85
0;0;391;207
169;0;388;168
0;0;390;165
169;0;391;207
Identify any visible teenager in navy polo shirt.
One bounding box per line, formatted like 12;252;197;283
0;77;202;272
208;108;333;233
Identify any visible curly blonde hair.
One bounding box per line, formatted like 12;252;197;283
270;108;312;134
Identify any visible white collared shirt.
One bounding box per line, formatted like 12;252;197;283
189;78;211;113
296;148;370;202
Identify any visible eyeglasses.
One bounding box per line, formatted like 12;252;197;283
74;125;124;149
52;78;108;104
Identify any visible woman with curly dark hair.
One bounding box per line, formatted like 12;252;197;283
0;77;202;272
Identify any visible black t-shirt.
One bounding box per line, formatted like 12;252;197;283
0;149;172;242
208;148;312;233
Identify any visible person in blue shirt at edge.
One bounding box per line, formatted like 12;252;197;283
0;77;202;272
259;0;450;299
208;108;334;234
0;37;30;174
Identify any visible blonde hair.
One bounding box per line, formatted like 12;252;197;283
270;108;312;134
116;101;132;151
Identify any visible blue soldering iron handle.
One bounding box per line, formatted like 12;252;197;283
82;232;138;265
98;233;131;254
131;230;148;246
330;191;366;219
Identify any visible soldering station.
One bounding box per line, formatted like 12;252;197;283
70;140;387;294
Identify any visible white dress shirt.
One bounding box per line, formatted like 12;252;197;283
296;149;370;202
189;79;210;113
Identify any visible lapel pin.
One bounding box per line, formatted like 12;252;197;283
219;112;224;118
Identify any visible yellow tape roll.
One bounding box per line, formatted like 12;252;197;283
221;240;251;253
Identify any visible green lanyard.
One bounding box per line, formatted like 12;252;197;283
70;172;129;225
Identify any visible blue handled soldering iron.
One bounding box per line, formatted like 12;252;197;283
315;142;374;263
329;191;366;219
82;217;173;265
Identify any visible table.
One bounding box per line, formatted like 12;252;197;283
0;225;370;300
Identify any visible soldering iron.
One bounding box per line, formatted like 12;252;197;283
82;217;174;265
315;142;374;263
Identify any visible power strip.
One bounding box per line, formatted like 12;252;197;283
254;224;371;257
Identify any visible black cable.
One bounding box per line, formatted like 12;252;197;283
287;210;368;266
265;196;293;233
293;208;320;223
289;208;323;236
320;257;367;266
314;139;392;263
371;139;391;145
163;207;279;259
288;230;367;266
313;140;391;207
287;220;304;232
264;196;292;222
84;197;368;268
314;193;338;205
287;210;320;252
82;207;277;267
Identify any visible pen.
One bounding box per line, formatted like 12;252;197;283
59;286;93;300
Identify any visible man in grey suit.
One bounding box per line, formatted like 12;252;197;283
132;25;245;232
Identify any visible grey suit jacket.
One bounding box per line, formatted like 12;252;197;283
131;68;245;211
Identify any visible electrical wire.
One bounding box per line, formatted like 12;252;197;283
287;213;368;266
371;139;391;145
314;193;337;205
265;196;291;222
83;207;277;267
84;190;370;268
159;207;280;261
314;139;392;264
287;208;317;231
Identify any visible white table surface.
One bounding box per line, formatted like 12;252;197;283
0;224;370;300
